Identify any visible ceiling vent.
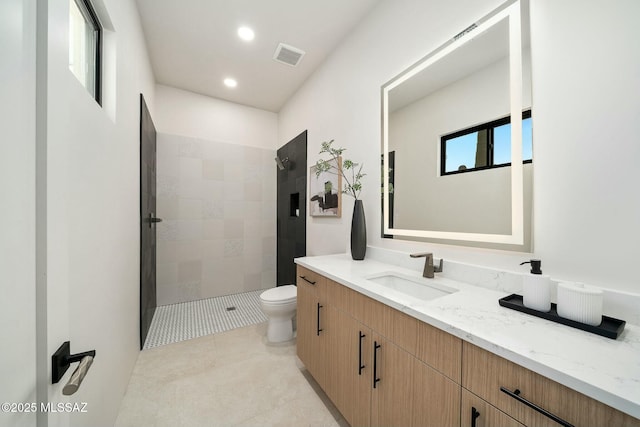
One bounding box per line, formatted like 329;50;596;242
273;43;305;67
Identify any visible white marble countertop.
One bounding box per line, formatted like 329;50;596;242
295;253;640;419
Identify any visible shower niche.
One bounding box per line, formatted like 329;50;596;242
290;193;300;217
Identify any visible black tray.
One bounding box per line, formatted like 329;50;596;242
498;294;626;340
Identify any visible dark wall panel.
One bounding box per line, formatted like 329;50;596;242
277;131;307;286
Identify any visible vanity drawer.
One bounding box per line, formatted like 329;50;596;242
462;342;640;427
296;266;326;294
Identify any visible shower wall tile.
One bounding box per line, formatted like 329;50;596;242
222;143;244;161
157;195;179;220
202;180;224;201
178;140;203;158
245;201;261;220
224;201;245;219
202;239;224;259
223;219;244;239
203;219;224;239
261;270;276;287
157;175;178;198
156;133;276;305
224;163;244;182
243;272;262;291
178;198;203;220
177;281;201;302
177;220;202;241
244;181;262;201
178;180;204;199
157;155;179;177
202;159;224;180
204;200;224;220
223;239;243;257
157;241;177;265
223;182;244;201
243;238;262;257
157;220;179;241
244;146;262;166
178;260;202;283
175;240;203;263
179;157;203;181
157;262;178;287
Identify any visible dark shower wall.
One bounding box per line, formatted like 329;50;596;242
277;131;307;286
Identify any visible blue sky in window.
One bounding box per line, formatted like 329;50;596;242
445;117;532;173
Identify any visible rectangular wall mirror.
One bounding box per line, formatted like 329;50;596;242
381;0;532;251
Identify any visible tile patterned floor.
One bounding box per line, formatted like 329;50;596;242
116;323;348;427
144;290;268;349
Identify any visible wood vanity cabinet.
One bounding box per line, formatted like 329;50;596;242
297;266;640;427
296;267;461;427
462;342;640;427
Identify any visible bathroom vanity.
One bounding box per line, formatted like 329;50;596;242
295;253;640;427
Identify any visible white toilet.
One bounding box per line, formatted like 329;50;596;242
259;285;297;343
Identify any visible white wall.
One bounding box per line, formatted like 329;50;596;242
154;84;278;150
45;0;156;425
0;0;37;426
530;0;640;292
279;0;640;294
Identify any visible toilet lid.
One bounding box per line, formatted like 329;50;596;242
261;285;297;303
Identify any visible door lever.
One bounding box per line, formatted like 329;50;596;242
147;213;163;228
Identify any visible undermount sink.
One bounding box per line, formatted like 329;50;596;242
366;272;457;301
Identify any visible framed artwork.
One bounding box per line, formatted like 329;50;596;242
309;157;342;217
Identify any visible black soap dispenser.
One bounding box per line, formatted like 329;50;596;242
519;259;551;311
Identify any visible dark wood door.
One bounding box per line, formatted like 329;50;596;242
139;94;159;348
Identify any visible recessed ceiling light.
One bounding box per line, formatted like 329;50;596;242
237;26;255;41
224;78;237;88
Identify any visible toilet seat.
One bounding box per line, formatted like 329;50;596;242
260;285;296;304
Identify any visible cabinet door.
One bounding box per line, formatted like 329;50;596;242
327;307;372;427
371;333;415;427
411;359;461;427
296;281;328;389
461;389;523;427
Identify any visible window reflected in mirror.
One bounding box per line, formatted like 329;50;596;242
441;111;532;175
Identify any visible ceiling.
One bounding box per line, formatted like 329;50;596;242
135;0;380;112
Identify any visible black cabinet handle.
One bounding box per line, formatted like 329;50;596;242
373;341;381;388
500;387;574;427
358;331;366;375
299;275;316;285
316;303;323;336
471;407;480;427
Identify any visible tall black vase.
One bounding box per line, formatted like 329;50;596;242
350;199;367;260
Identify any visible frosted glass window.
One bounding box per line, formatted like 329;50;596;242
69;0;101;103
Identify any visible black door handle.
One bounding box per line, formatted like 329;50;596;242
471;407;480;427
316;303;323;336
500;387;574;427
147;213;163;228
358;331;366;375
373;341;381;388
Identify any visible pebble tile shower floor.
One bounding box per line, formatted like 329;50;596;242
144;290;268;349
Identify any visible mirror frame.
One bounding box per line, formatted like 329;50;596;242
382;0;524;245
